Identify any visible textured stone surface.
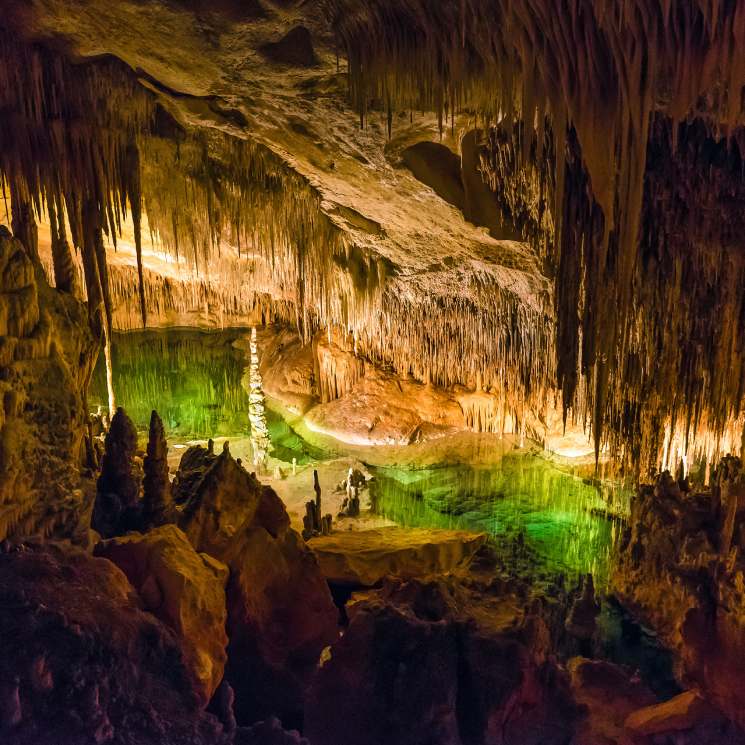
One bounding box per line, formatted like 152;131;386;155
95;524;230;705
308;527;487;585
614;466;745;731
624;691;718;737
0;543;226;745
0;228;97;543
176;445;338;728
305;576;578;745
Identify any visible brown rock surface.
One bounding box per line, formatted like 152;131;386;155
0;542;226;745
305;576;578;745
95;524;230;705
614;466;745;731
568;658;657;745
91;407;141;538
176;445;338;728
308;526;487;585
0;227;97;543
624;690;719;737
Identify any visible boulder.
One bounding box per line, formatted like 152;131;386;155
624;691;722;737
308;527;488;585
0;543;226;745
176;445;337;728
305;576;578;745
95;524;229;705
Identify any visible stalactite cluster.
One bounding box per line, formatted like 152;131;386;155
325;0;745;472
0;29;552;441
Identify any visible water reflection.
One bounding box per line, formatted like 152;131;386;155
89;329;324;464
369;457;629;584
90;329;250;439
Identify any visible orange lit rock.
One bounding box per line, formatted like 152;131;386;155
95;524;229;706
308;526;487;585
176;445;338;727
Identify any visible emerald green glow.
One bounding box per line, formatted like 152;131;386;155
89;329;324;464
369;458;629;584
89;329;250;440
91;329;627;583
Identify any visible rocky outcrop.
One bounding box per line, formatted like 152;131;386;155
95;524;230;706
0;227;97;543
305;576;578;745
91;408;142;538
567;657;657;744
624;690;730;740
0;542;226;745
614;465;745;729
308;527;488;586
176;445;338;729
141;410;173;529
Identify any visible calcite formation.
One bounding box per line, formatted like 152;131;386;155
175;445;338;729
614;461;745;729
0;228;96;543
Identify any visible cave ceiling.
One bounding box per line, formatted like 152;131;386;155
2;0;745;472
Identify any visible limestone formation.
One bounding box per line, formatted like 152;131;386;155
91;407;141;538
142;410;173;529
305;576;578;745
0;543;225;744
565;574;601;644
614;466;745;729
0;228;96;543
176;446;337;727
95;524;230;705
308;527;488;586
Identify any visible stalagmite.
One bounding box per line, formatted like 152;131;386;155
142;410;173;529
91;408;140;539
248;327;272;468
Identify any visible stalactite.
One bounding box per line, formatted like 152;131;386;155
9;187;38;263
47;195;79;296
324;0;745;473
125;141;147;328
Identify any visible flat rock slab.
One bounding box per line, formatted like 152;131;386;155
308;527;487;585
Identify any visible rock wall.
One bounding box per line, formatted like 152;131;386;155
0;226;97;542
614;463;745;729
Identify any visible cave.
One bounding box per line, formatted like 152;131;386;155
1;1;745;744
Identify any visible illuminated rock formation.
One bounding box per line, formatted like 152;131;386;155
0;543;224;744
308;527;487;586
176;445;338;728
248;327;272;469
91;407;141;538
95;524;230;706
305;576;578;745
0;228;96;543
142;409;174;528
614;462;745;729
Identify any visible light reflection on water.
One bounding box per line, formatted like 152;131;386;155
91;329;629;582
368;459;629;584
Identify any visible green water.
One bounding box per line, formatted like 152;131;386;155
90;329;250;439
89;329;324;464
92;329;628;581
368;458;628;585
